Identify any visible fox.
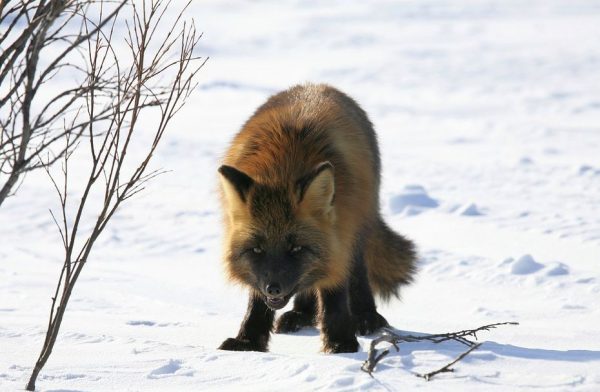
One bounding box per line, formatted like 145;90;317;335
217;83;416;353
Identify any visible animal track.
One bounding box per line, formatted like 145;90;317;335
389;185;439;215
147;359;194;379
509;254;544;275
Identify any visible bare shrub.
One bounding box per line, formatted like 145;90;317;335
0;0;130;206
24;1;204;389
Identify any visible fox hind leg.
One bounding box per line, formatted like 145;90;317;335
319;285;359;353
275;291;317;333
349;243;389;335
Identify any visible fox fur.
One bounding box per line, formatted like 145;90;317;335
218;83;416;353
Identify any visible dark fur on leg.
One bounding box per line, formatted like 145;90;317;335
275;291;317;333
318;285;359;353
349;236;389;335
219;291;274;352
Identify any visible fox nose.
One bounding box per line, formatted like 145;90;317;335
266;283;282;297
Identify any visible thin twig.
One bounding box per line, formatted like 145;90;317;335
361;322;518;377
416;342;482;381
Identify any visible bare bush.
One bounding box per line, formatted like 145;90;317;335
0;0;130;206
25;1;204;389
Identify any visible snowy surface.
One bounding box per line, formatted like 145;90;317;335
2;0;600;390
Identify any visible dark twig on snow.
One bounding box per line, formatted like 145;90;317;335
415;342;482;381
361;322;518;379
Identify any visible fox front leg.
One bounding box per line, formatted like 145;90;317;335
275;290;317;333
318;285;359;353
219;291;275;352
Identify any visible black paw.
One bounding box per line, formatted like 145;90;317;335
218;337;267;352
355;311;389;335
275;310;314;333
322;336;360;354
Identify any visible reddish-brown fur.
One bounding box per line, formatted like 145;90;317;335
220;83;416;299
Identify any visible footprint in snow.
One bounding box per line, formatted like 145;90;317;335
127;320;156;326
454;202;484;216
328;376;355;387
147;359;194;379
389;185;439;216
505;255;570;277
519;156;534;165
0;373;15;382
508;254;544;275
562;304;586;310
45;389;86;392
127;320;181;327
546;262;569;276
578;165;600;176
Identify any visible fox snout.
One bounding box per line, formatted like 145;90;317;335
258;262;299;296
262;281;295;310
266;283;282;297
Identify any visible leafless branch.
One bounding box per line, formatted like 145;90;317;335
361;322;518;378
415;342;482;381
0;0;126;207
25;1;204;390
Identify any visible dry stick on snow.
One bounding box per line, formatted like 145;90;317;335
415;342;482;381
361;322;518;379
25;1;205;390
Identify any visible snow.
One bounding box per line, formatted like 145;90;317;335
509;254;545;275
389;185;439;215
2;0;600;390
455;202;484;216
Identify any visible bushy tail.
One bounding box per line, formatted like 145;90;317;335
364;217;417;301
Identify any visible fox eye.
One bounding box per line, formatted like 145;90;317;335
252;247;264;254
290;245;303;254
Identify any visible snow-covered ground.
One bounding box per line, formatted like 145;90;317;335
2;0;600;390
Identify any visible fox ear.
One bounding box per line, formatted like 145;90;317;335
296;161;335;215
218;165;254;210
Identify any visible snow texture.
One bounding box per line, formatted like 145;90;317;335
2;0;600;391
389;185;439;216
509;254;545;275
455;202;484;216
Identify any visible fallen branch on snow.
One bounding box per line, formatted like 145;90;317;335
415;342;482;381
361;321;518;379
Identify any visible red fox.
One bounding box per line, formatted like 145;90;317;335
218;83;416;353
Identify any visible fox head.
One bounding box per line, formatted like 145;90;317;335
218;161;337;310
